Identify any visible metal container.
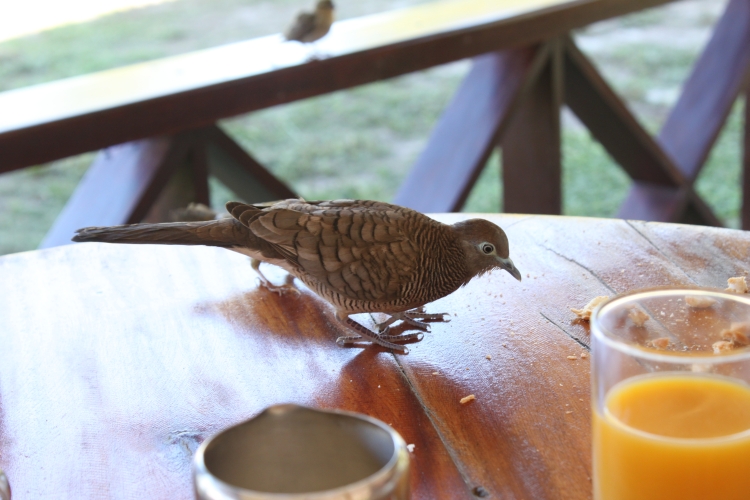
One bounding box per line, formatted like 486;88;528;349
193;404;410;500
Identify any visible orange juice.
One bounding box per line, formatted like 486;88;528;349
594;373;750;500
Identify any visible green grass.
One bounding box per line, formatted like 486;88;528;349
0;0;743;256
0;154;93;254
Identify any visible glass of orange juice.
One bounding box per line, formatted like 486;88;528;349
591;287;750;500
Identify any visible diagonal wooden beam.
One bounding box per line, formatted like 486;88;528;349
501;38;563;214
658;0;750;183
563;36;721;226
42;125;295;249
40;135;193;248
394;44;550;212
200;125;297;203
615;182;686;224
563;37;680;186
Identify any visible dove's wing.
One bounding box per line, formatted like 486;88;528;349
227;200;421;302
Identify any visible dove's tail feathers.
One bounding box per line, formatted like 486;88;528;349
72;220;244;248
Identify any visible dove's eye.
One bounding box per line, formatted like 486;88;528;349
481;243;495;255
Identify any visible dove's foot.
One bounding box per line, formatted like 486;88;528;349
257;277;300;296
375;308;450;333
336;315;413;353
251;258;300;296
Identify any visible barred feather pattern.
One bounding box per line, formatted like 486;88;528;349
226;199;491;315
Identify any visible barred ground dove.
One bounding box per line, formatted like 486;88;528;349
73;199;521;353
284;0;335;44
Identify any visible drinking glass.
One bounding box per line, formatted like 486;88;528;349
591;288;750;500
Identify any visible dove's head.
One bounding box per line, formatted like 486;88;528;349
452;218;522;282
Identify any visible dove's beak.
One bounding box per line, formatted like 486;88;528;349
499;257;522;282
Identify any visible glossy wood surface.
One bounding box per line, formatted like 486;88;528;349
2;214;748;499
0;0;676;172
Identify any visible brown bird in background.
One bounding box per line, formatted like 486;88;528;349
73;199;521;353
284;0;335;44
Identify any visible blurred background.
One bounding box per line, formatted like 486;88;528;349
0;0;741;255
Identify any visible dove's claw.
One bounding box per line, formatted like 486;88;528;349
380;332;424;342
401;316;431;331
337;315;409;353
336;335;362;347
404;309;448;322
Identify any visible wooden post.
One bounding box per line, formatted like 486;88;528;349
501;39;563;214
141;132;211;223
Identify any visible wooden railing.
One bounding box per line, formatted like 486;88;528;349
0;0;748;247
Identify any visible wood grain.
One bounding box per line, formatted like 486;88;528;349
2;214;746;499
0;0;677;172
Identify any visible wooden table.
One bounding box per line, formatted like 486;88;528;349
1;214;748;499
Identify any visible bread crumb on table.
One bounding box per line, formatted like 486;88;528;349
726;276;748;294
566;355;577;360
580;352;589;359
460;394;476;405
571;296;609;321
485;354;492;360
685;295;717;308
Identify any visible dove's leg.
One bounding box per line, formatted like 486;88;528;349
374;314;402;332
335;313;409;353
251;258;299;296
